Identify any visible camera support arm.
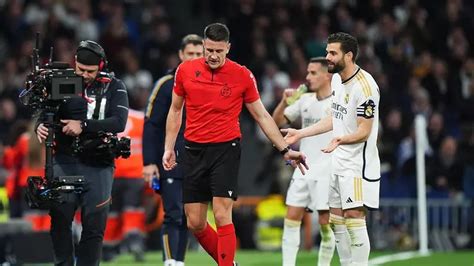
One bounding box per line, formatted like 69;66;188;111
44;109;55;182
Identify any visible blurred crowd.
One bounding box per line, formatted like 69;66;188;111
1;0;474;219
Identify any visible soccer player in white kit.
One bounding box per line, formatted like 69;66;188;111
282;33;380;266
272;57;335;266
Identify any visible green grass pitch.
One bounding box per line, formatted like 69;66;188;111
103;250;474;266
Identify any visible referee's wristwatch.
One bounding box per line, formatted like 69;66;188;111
279;145;291;156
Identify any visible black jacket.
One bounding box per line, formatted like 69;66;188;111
143;69;185;178
38;77;129;165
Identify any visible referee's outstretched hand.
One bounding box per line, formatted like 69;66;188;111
162;150;178;171
285;150;309;175
281;128;300;145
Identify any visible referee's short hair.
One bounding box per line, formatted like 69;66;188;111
180;34;203;51
204;23;230;42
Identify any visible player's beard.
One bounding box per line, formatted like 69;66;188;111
328;59;345;74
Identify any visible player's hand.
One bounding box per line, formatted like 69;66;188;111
322;137;342;153
143;164;159;184
280;128;301;145
61;119;82;136
284;149;309;175
36;123;48;143
282;88;295;102
162;150;177;171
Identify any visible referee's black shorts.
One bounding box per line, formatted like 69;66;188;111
182;138;241;203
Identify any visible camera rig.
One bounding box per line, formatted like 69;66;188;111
20;34;83;112
72;132;131;161
21;33;85;209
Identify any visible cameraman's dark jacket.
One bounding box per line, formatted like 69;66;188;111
37;77;129;166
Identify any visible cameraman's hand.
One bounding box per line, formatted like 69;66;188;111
162;150;177;171
61;119;82;136
36;123;48;143
143;164;159;184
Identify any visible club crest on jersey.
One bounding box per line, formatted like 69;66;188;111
221;84;231;97
195;70;201;77
344;93;350;104
365;105;373;117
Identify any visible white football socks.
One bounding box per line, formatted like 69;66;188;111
329;214;352;266
346;218;370;266
317;223;335;266
282;218;301;266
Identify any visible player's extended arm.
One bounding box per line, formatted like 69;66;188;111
163;92;184;170
281;115;333;145
322;117;372;153
272;89;292;127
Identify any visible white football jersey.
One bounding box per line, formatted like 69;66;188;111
284;92;332;180
330;68;380;180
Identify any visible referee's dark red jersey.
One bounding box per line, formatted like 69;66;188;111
173;57;260;143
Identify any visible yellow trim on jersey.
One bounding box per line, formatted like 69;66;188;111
354;177;363;201
356;73;372;98
145;74;174;118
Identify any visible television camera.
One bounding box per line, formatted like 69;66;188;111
19;33;86;209
19;34;83;112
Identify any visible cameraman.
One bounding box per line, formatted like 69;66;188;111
36;40;129;266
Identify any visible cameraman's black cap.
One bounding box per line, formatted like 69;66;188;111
76;49;101;66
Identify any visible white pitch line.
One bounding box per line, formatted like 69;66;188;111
369;250;431;265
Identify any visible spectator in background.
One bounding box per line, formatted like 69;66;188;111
141;20;177;79
455;58;474;122
304;19;330;59
52;37;76;65
460;81;474;123
260;62;290;110
379;108;404;177
408;77;432;119
0;99;17;142
99;2;137;75
421;59;449;111
428;136;465;196
0;58;24;93
427;112;447;153
121;48;153;110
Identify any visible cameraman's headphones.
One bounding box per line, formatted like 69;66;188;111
76;40;108;71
